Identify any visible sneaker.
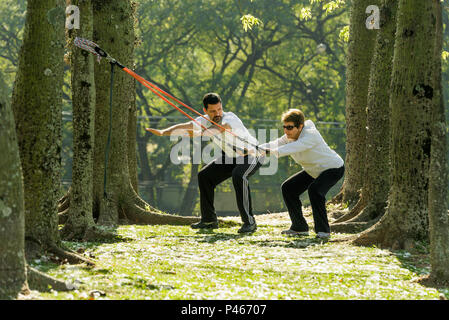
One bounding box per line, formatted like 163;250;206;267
315;232;331;239
238;223;257;233
191;221;219;229
281;229;309;236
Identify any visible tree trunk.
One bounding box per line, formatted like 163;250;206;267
332;0;397;229
179;164;200;216
11;0;92;265
92;0;199;226
354;0;436;249
333;0;378;207
11;0;65;251
0;72;28;299
426;0;449;284
127;69;139;193
61;0;97;241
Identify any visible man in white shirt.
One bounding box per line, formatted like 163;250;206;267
146;93;263;233
259;109;344;239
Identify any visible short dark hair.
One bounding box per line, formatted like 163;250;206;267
202;93;221;109
281;109;305;128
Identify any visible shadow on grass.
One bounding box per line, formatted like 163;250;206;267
190;229;328;250
394;248;449;299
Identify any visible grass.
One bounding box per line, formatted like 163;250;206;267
31;210;449;300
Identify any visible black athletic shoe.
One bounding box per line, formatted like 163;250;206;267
191;221;219;229
238;222;257;233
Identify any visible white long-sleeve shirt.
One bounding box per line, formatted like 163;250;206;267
259;120;344;178
191;111;258;158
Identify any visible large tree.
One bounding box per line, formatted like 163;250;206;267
354;0;437;249
0;71;28;299
1;68;72;300
11;0;89;263
332;0;378;207
332;0;397;232
424;0;449;285
90;0;199;225
60;0;97;240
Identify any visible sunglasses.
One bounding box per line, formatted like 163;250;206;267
283;125;297;131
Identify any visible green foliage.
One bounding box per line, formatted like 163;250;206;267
339;25;350;42
240;14;262;32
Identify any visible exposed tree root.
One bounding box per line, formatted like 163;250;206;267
351;221;416;250
331;214;381;234
331;221;370;234
416;275;449;295
349;203;384;223
328;189;344;205
57;187;71;213
47;244;95;266
58;208;70;225
26;266;73;292
61;223;119;243
123;201;200;225
333;196;366;223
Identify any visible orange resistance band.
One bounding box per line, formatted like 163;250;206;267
123;67;252;145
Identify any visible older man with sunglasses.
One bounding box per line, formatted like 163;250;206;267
259;109;344;239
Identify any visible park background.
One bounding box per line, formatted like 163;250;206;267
1;0;449;300
2;0;447;217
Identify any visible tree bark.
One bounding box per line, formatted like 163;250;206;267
61;0;97;241
426;0;449;284
354;0;436;249
11;0;92;265
11;0;66;250
0;71;28;300
332;0;397;229
179;163;199;216
333;0;379;207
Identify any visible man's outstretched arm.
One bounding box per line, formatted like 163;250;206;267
146;122;195;137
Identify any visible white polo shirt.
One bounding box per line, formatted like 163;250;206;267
191;111;258;158
259;120;344;178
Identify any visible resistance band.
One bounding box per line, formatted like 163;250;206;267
73;38;268;161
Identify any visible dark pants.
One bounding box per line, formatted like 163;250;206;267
198;153;263;225
281;166;344;233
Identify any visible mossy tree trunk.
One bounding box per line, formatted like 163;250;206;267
0;72;28;299
11;0;92;265
332;0;397;232
426;0;449;285
61;0;97;240
354;0;436;249
11;0;66;251
91;0;199;226
0;71;72;299
332;0;379;208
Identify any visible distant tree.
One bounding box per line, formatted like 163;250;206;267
60;0;97;240
354;0;437;249
332;0;397;232
331;0;378;207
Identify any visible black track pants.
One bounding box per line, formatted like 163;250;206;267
198;154;263;224
281;166;344;233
